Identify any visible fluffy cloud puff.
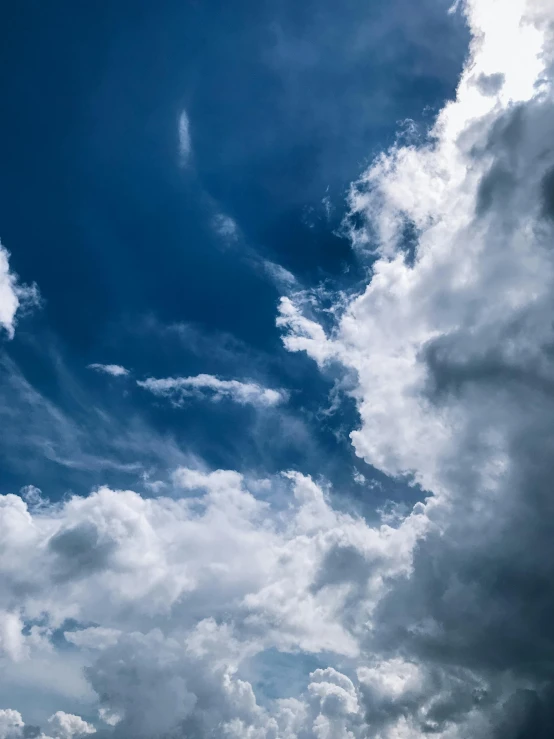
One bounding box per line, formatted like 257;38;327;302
280;0;554;734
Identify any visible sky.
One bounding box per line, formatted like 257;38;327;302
2;0;554;737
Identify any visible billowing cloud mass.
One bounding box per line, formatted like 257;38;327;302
0;470;428;737
138;374;285;407
278;0;554;734
4;0;554;737
87;365;129;378
0;242;39;339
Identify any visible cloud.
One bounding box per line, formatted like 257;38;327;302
137;373;286;407
212;214;239;243
177;110;191;166
279;0;554;733
87;365;129;378
0;242;40;339
46;713;95;739
261;260;298;290
0;470;428;737
0;709;94;739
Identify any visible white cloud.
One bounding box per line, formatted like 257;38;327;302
0;709;94;739
0;242;40;339
277;296;334;366
0;709;24;739
46;712;95;739
138;373;286;407
178;110;192;166
87;364;129;378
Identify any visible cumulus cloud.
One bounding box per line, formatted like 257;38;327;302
0;242;40;339
87;365;129;378
137;373;286;407
0;709;94;739
279;0;554;733
0;471;427;738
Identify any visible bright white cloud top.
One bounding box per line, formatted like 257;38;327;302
138;374;285;407
3;0;554;737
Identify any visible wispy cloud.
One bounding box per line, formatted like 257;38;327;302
138;373;285;407
0;354;192;493
87;363;130;377
261;260;297;290
178;110;191;166
212;213;239;243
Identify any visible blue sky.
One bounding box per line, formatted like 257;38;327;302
6;1;554;737
0;0;465;500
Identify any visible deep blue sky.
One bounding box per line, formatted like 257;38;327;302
0;0;467;505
